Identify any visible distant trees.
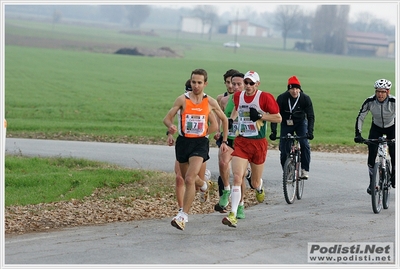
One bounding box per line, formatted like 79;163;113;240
98;5;151;27
350;12;394;36
125;5;151;28
311;5;350;54
270;5;303;50
193;5;219;40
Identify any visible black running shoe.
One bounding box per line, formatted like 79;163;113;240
246;168;254;189
214;203;227;213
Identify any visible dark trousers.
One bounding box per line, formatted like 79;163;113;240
279;119;311;171
367;123;395;172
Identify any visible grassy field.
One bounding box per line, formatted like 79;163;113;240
5;18;395;148
5;155;173;206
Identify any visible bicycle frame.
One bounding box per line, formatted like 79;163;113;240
280;133;306;204
363;136;395;214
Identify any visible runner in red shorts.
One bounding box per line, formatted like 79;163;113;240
222;70;282;228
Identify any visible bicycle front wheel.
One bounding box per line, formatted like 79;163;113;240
296;165;304;200
383;161;391;209
371;162;383;214
283;158;296;204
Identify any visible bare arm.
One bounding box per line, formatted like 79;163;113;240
260;113;282;123
214;95;229;140
230;106;238;121
208;96;228;142
207;111;219;135
163;95;184;135
216;93;224;108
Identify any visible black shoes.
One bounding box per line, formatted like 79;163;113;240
214;203;227;213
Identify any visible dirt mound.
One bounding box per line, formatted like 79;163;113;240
5;33;182;58
119;30;158;37
114;46;181;58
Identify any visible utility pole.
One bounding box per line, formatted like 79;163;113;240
234;10;238;53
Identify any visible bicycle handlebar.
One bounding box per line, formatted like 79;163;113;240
361;137;395;145
278;133;308;140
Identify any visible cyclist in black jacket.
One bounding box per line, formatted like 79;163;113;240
269;75;315;179
354;78;396;193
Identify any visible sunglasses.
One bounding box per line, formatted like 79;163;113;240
244;80;255;86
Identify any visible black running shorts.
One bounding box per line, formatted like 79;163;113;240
175;136;210;163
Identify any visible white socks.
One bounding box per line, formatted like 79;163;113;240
256;178;263;192
230;185;241;217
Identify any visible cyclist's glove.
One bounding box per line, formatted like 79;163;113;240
306;132;314;140
249;107;262;122
269;132;277;141
354;135;364;143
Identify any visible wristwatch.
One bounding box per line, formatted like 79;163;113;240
166;130;169;135
222;140;228;145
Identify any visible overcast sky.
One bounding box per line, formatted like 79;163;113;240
161;1;398;26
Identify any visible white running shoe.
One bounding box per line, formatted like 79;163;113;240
205;169;211;181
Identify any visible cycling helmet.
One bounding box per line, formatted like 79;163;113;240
374;79;392;90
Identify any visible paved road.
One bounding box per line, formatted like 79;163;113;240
4;138;396;266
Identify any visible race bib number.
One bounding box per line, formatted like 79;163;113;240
184;114;206;135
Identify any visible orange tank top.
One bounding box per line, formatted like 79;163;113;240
179;93;209;138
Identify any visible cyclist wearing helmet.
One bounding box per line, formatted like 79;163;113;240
354;78;396;194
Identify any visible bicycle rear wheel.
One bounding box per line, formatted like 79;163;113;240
371;162;383;214
283;158;296;204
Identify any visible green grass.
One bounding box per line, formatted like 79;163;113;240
3;18;395;206
6;43;393;145
5;155;173;206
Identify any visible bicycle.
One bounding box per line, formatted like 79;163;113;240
279;133;307;204
361;136;395;214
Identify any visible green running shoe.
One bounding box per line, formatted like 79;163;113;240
255;187;265;203
236;205;245;219
219;189;230;207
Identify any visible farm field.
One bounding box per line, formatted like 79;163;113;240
4;18;395;150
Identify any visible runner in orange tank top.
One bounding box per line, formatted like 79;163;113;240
163;68;229;231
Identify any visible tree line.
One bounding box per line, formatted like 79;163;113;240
6;4;395;55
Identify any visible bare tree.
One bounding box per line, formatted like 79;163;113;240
312;5;349;54
193;5;218;39
271;5;303;50
352;12;394;35
125;5;151;28
298;11;313;41
333;5;350;54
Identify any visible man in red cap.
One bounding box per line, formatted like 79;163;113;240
269;75;315;179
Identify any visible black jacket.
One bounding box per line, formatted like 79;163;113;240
271;90;315;134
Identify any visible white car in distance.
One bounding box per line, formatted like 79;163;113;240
223;41;240;48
